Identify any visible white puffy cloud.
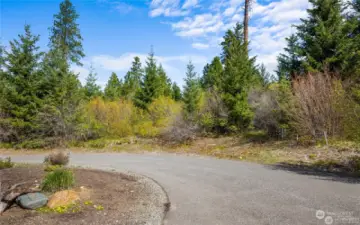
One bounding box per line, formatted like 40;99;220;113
149;0;190;17
166;0;310;72
192;42;209;50
182;0;199;9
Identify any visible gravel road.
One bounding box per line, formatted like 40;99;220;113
5;152;360;225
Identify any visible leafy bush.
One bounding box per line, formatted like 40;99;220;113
0;157;14;169
15;139;47;149
41;168;75;192
44;151;70;166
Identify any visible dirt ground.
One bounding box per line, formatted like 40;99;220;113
0;166;155;225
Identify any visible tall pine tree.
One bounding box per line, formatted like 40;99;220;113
171;82;182;101
123;56;143;99
1;25;44;140
276;34;302;80
296;0;348;74
49;0;84;66
221;23;255;129
201;56;223;89
157;64;172;97
134;49;161;109
182;61;201;118
104;72;122;101
84;66;102;99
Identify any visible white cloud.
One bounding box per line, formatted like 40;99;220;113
171;13;223;37
192;42;209;50
149;0;190;17
223;7;236;17
148;0;311;74
182;0;199;9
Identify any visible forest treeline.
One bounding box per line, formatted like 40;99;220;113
0;0;360;148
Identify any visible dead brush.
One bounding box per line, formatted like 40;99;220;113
44;150;70;166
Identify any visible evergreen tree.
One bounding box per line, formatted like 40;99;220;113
38;47;84;139
1;25;43;140
157;64;172;96
182;61;201;118
276;34;302;80
123;56;143;99
84;66;101;99
104;72;122;101
49;0;84;66
296;0;349;74
171;82;182;101
258;64;272;87
134;49;161;109
220;23;255;129
201;56;223;89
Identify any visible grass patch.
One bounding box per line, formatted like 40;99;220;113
41;168;75;192
0;157;14;169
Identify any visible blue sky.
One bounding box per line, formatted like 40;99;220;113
0;0;310;87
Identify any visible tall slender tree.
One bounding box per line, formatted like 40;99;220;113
134;49;161;108
244;0;252;45
123;56;143;99
84;66;102;99
201;56;223;89
171;82;182;101
49;0;84;66
1;25;44;140
157;64;172;96
104;72;122;100
296;0;348;74
221;23;255;129
183;61;201;118
276;34;302;80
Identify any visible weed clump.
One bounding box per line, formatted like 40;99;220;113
41;168;75;192
0;157;14;169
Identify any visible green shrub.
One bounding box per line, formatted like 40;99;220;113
15;139;47;149
0;157;14;169
44;151;69;166
41;168;75;192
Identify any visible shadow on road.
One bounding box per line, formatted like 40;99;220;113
267;162;360;184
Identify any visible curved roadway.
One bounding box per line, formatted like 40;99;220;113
6;152;360;225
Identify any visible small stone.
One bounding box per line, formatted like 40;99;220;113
47;190;80;209
16;193;48;210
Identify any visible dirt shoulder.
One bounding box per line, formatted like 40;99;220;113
0;166;169;225
1;136;360;175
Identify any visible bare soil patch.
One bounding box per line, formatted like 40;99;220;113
0;166;160;225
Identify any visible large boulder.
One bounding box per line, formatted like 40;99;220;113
16;193;48;210
47;190;80;209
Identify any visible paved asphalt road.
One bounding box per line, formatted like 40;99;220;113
5;152;360;225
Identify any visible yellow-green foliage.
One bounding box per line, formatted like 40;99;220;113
86;96;181;138
0;157;14;169
44;164;62;172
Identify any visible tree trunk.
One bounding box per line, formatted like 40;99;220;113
244;0;250;45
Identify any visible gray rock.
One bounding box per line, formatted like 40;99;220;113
16;193;48;209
